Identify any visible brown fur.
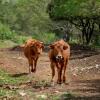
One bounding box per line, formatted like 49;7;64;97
23;39;44;73
49;39;70;84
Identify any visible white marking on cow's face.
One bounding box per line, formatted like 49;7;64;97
56;54;63;61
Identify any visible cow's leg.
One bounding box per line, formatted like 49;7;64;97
56;63;60;83
28;64;31;74
63;60;68;83
50;62;55;82
56;63;62;84
33;58;38;73
28;58;34;73
57;66;63;84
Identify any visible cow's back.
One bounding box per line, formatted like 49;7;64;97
24;45;31;58
23;39;35;58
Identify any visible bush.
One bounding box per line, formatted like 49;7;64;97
0;23;31;45
12;35;28;44
32;32;58;44
0;23;16;40
93;34;100;46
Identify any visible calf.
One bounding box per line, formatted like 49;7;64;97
23;39;44;73
49;39;70;84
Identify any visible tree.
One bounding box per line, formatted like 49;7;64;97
48;0;100;44
0;0;52;34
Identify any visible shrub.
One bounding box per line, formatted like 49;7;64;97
32;32;58;44
0;23;16;40
12;35;28;44
0;23;30;45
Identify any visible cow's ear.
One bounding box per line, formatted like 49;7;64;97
49;44;54;49
63;45;68;50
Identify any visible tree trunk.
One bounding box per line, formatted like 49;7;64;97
81;18;95;45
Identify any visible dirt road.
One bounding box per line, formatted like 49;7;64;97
0;47;100;99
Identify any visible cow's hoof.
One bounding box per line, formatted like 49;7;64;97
63;80;66;83
31;69;34;72
31;69;36;73
57;81;62;84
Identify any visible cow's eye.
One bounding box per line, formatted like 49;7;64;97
63;46;68;50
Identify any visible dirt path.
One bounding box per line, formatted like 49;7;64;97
0;48;100;99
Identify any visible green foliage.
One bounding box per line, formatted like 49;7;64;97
49;0;100;19
12;35;31;44
93;35;100;45
48;0;100;45
0;0;52;34
0;22;31;45
0;23;16;40
32;32;58;44
0;22;28;45
0;0;55;44
0;88;17;97
92;34;100;48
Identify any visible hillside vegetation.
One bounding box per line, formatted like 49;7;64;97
0;0;56;44
0;0;100;46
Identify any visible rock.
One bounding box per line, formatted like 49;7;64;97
36;94;47;99
95;64;99;68
17;57;23;60
18;90;26;96
54;90;60;93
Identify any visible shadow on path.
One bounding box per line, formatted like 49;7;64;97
11;73;28;77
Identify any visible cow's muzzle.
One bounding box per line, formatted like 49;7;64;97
37;49;42;54
56;55;63;61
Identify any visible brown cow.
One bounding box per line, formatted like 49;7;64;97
23;39;44;73
49;39;70;84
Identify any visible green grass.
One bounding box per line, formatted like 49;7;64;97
32;92;74;100
0;68;29;98
0;69;28;85
0;69;74;99
0;88;17;97
47;92;74;100
0;69;29;98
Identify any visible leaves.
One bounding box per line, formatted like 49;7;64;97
49;0;100;19
48;0;100;45
0;0;52;34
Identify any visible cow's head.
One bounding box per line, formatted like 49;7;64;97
31;41;44;54
50;42;68;61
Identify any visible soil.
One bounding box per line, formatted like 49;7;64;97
0;45;100;99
